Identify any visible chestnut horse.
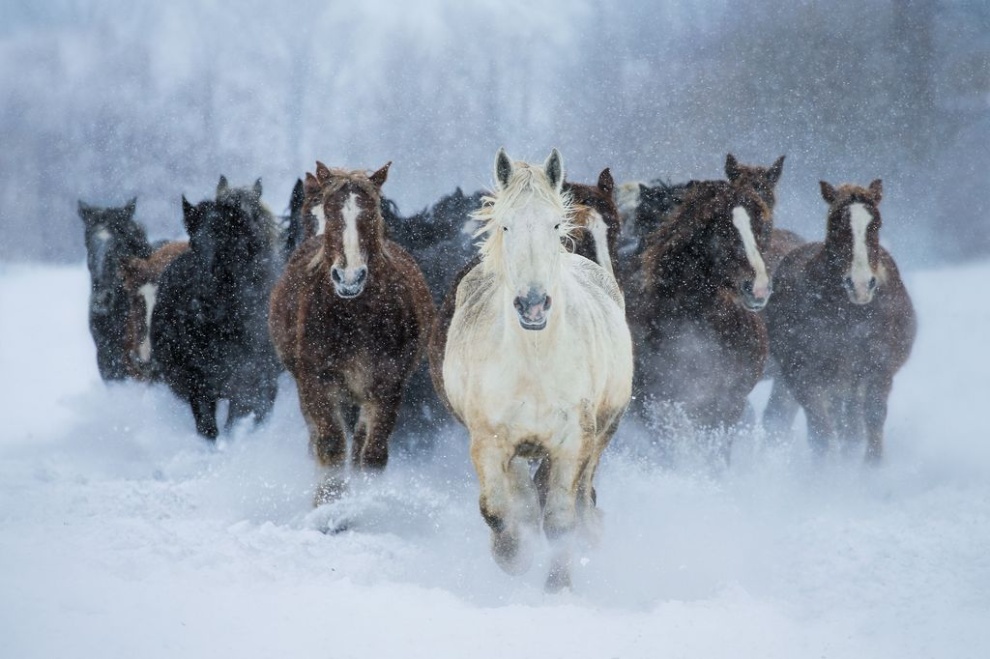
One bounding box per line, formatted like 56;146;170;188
119;241;189;380
430;149;632;591
79;198;152;381
765;180;915;462
269;162;435;504
724;153;811;432
563;168;622;283
629;179;773;437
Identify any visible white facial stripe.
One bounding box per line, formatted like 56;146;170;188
137;283;157;362
95;227;111;242
311;205;327;236
341;192;364;271
848;203;874;291
586;210;614;278
731;206;769;295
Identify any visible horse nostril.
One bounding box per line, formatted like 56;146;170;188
330;268;343;284
843;276;854;291
868;276;878;291
741;280;754;295
353;268;367;285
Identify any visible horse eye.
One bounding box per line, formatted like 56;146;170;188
554;223;561;230
502;226;508;232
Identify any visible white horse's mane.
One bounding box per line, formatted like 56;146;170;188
471;160;575;275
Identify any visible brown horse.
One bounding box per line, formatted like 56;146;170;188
119;241;189;380
628;179;772;437
725;153;810;431
765;180;915;462
563;168;622;283
269;161;435;503
724;153;804;270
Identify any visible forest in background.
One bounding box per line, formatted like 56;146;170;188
1;0;987;266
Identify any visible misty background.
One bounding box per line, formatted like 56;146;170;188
1;0;987;266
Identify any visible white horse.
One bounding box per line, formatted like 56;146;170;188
433;148;633;591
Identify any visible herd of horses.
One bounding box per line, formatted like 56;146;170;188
79;150;916;590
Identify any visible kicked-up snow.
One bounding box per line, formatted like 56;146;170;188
1;261;989;658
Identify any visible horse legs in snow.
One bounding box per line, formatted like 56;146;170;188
471;435;539;576
225;373;278;432
297;376;349;505
797;387;833;458
762;378;800;440
351;388;402;471
541;440;588;593
864;376;893;465
190;392;218;440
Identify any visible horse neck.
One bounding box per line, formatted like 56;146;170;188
645;240;719;303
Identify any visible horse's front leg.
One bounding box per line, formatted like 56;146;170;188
793;384;833;458
864;375;893;464
542;429;590;593
471;431;537;576
297;375;349;505
190;390;219;440
762;377;800;440
352;384;403;471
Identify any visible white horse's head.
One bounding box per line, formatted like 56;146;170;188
476;148;572;331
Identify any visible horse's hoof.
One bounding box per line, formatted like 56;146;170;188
491;531;532;576
544;565;572;593
313;474;348;507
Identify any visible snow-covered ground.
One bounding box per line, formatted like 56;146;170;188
1;261;988;658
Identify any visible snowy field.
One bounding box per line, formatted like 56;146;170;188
1;261;989;659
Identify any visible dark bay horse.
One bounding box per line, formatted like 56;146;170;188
278;178;306;262
765;180;916;462
151;178;282;439
269;162;435;504
119;240;189;381
79;198;152;381
629;179;773;437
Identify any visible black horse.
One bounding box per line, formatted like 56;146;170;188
278;178;306;264
79;198;152;381
151;178;281;439
380;187;484;303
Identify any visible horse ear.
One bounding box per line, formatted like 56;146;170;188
725;153;740;181
303;172;321;197
369;161;391;189
253;178;263;196
820;181;837;204
181;195;200;235
290;179;305;215
217;175;229;196
494;148;513;190
315;161;331;183
768;156;785;185
868;179;883;203
78;200;91;221
597;168;614;196
544;148;563;192
124;197;137;217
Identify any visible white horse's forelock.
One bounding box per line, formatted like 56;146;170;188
472;161;574;275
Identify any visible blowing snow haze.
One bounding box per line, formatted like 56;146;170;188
1;0;988;266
